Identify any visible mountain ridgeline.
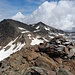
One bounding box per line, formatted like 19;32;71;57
0;19;35;46
0;19;64;46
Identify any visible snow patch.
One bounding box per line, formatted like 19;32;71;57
18;27;26;30
28;34;32;39
36;36;41;38
0;44;15;61
34;30;40;32
31;38;44;45
48;35;54;38
29;37;32;39
13;42;25;52
44;27;50;30
21;31;30;33
0;37;25;61
36;26;40;29
28;34;31;36
43;37;49;42
58;33;65;36
3;37;18;49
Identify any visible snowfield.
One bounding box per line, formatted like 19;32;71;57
31;37;44;45
0;38;25;61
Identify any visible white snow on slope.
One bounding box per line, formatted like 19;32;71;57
0;38;25;61
36;26;40;29
18;27;26;30
0;44;15;61
28;34;31;36
48;35;54;39
28;34;32;39
33;30;40;32
12;1;75;31
31;37;44;45
18;27;30;33
36;36;41;38
21;31;30;33
44;27;50;31
43;37;49;42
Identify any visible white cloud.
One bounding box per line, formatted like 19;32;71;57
12;1;75;31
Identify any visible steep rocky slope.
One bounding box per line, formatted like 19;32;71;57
0;19;65;47
0;19;35;46
32;22;64;37
0;37;75;75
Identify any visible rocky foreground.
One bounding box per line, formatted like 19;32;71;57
0;36;75;75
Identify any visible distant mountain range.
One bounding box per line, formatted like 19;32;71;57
72;27;75;32
64;27;75;32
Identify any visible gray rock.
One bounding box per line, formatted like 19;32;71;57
57;68;73;75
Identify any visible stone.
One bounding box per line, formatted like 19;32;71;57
20;63;29;75
23;67;55;75
63;60;75;74
63;65;71;71
47;71;56;75
65;47;69;55
68;48;75;58
21;58;27;64
57;68;73;75
54;58;62;64
0;36;74;75
35;56;57;71
24;51;40;61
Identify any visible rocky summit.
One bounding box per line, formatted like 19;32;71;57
0;36;75;75
0;19;75;75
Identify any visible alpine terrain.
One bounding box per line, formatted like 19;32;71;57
0;19;75;75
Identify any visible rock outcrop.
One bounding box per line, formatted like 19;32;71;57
0;36;75;75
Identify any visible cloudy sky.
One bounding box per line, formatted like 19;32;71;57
0;0;58;20
0;0;75;31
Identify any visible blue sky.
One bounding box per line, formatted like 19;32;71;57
0;0;60;20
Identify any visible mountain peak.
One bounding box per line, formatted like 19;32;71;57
38;21;44;24
16;12;24;16
17;12;22;14
12;12;25;19
37;22;47;26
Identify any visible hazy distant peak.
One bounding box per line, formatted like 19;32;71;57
12;12;25;19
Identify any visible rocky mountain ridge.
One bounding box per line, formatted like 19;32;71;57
0;19;75;75
0;19;74;61
0;36;75;75
0;19;65;47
